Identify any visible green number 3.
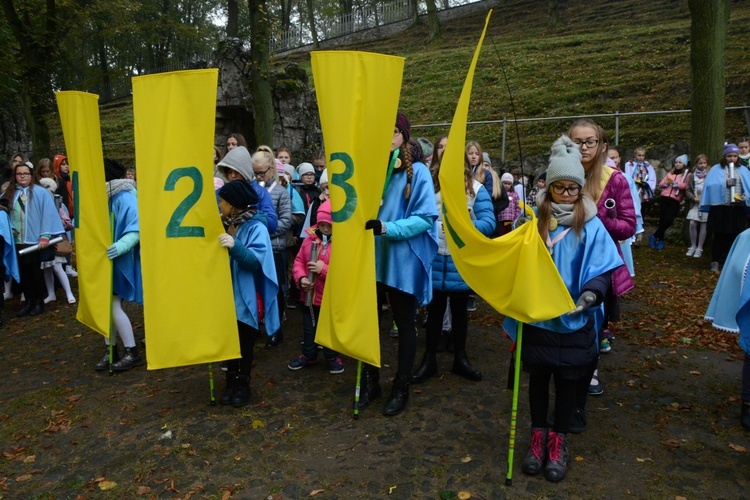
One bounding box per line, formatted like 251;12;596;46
329;152;357;222
164;166;205;238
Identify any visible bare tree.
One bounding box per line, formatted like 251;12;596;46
249;0;273;147
426;0;440;41
305;0;318;49
688;0;729;163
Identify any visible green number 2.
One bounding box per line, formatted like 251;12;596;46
329;152;357;222
164;166;205;238
72;171;80;229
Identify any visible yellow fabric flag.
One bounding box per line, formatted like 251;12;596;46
439;12;575;323
132;69;240;370
56;91;113;337
311;51;405;367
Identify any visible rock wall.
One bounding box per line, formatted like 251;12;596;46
0;103;32;164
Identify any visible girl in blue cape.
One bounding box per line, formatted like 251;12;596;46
503;135;623;483
705;228;750;430
360;112;439;416
699;143;750;272
218;180;280;408
95;159;144;372
2;161;64;317
0;198;19;326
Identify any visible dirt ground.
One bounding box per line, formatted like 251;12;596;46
2;242;750;499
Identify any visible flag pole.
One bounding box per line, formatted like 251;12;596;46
353;360;363;419
506;322;523;486
108;212;115;376
208;363;217;405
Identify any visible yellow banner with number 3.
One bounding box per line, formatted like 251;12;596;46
312;51;405;367
133;69;240;370
56;91;113;337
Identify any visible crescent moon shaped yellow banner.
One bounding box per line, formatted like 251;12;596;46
56;91;113;337
311;51;405;367
439;11;575;323
132;69;240;369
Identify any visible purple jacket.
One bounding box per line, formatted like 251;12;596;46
596;167;636;296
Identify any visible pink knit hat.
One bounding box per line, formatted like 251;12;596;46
317;200;332;225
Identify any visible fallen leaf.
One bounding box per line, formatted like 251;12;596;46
676;496;688;500
575;456;584;462
660;439;681;449
234;456;242;461
15;474;31;482
689;371;701;375
67;394;83;402
308;489;326;496
98;480;117;490
251;420;265;429
729;443;747;452
626;379;636;387
460;456;472;463
636;457;653;463
388;485;397;494
23;455;36;463
458;492;472;499
222;491;231;500
137;486;151;495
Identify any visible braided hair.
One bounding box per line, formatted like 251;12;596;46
401;142;413;200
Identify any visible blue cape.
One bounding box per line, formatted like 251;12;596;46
12;185;65;244
706;229;750;342
0;210;18;282
231;218;281;335
504;216;624;338
738;257;750;354
376;161;438;306
700;163;750;208
110;189;143;304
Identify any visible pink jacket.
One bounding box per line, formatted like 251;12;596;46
292;228;330;306
658;170;690;203
596;167;636;296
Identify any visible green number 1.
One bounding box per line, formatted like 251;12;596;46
164;166;205;238
329;152;357;223
72;171;80;229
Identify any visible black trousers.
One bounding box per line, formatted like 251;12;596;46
376;284;417;377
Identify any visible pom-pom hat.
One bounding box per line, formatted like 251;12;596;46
546;134;586;188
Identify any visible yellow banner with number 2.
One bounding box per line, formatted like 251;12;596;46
133;69;240;370
312;51;405;367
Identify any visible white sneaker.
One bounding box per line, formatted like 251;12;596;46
66;266;78;277
686;247;696;257
20;293;25;302
67;296;77;304
44;295;57;304
3;292;12;300
694;248;703;258
710;261;720;273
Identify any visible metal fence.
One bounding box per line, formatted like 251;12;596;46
412;105;750;162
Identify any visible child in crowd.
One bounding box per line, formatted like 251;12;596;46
53;154;77;277
512;168;526;202
737;138;750;167
497;173;521;236
276;147;293;167
38;178;76;304
0;197;18;326
95;159;143;372
311;151;326;183
704;227;750;429
217;180;280;407
685;154;710;258
487;168;509;237
466;141;493;197
526;172;546;209
650;155;690;250
125;167;136;182
624;147;656;207
296;162;321;214
504;135;622;482
287;200;343;374
607;146;641;281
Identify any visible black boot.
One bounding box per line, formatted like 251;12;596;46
16;301;34;317
452;350;482;381
383;375;410;416
95;345;120;371
111;346;144;371
232;375;251;407
355;365;381;410
742;401;750;430
266;329;283;348
220;373;237;405
28;300;44;316
410;352;438;384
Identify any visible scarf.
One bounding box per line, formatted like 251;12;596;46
694;168;707;180
106;179;136;199
550;196;598;227
224;207;257;236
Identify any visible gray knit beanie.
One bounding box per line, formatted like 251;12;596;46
546;134;585;188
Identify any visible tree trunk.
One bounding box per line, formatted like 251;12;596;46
410;0;420;25
426;0;440;41
688;0;729;163
95;26;111;102
547;0;560;26
227;0;238;37
306;0;319;49
249;0;274;148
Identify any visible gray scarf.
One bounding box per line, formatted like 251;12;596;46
549;195;597;227
106;179;136;199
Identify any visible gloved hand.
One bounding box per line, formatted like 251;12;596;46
219;233;235;249
365;219;385;235
569;291;597;315
106;241;128;260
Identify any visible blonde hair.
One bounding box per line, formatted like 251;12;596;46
567;119;608;204
466;141;485;185
536;189;588;243
487;167;504;199
251;150;279;183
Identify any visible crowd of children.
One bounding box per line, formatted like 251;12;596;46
7;119;750;486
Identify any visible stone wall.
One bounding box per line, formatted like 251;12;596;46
0;104;32;164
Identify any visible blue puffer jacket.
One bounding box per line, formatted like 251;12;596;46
432;181;496;292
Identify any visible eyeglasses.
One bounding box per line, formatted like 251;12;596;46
15;172;31;177
550;184;581;196
573;139;599;149
253;167;271;178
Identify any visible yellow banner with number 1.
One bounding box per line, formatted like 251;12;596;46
56;91;113;337
132;69;240;370
312;51;405;367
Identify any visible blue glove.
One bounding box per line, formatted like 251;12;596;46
106;241;128;260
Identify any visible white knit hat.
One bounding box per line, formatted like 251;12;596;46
297;162;315;176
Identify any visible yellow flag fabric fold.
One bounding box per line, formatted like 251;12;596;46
56;91;113;337
132;69;240;370
439;11;575;323
311;51;405;367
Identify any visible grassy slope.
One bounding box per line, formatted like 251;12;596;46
50;0;750;164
